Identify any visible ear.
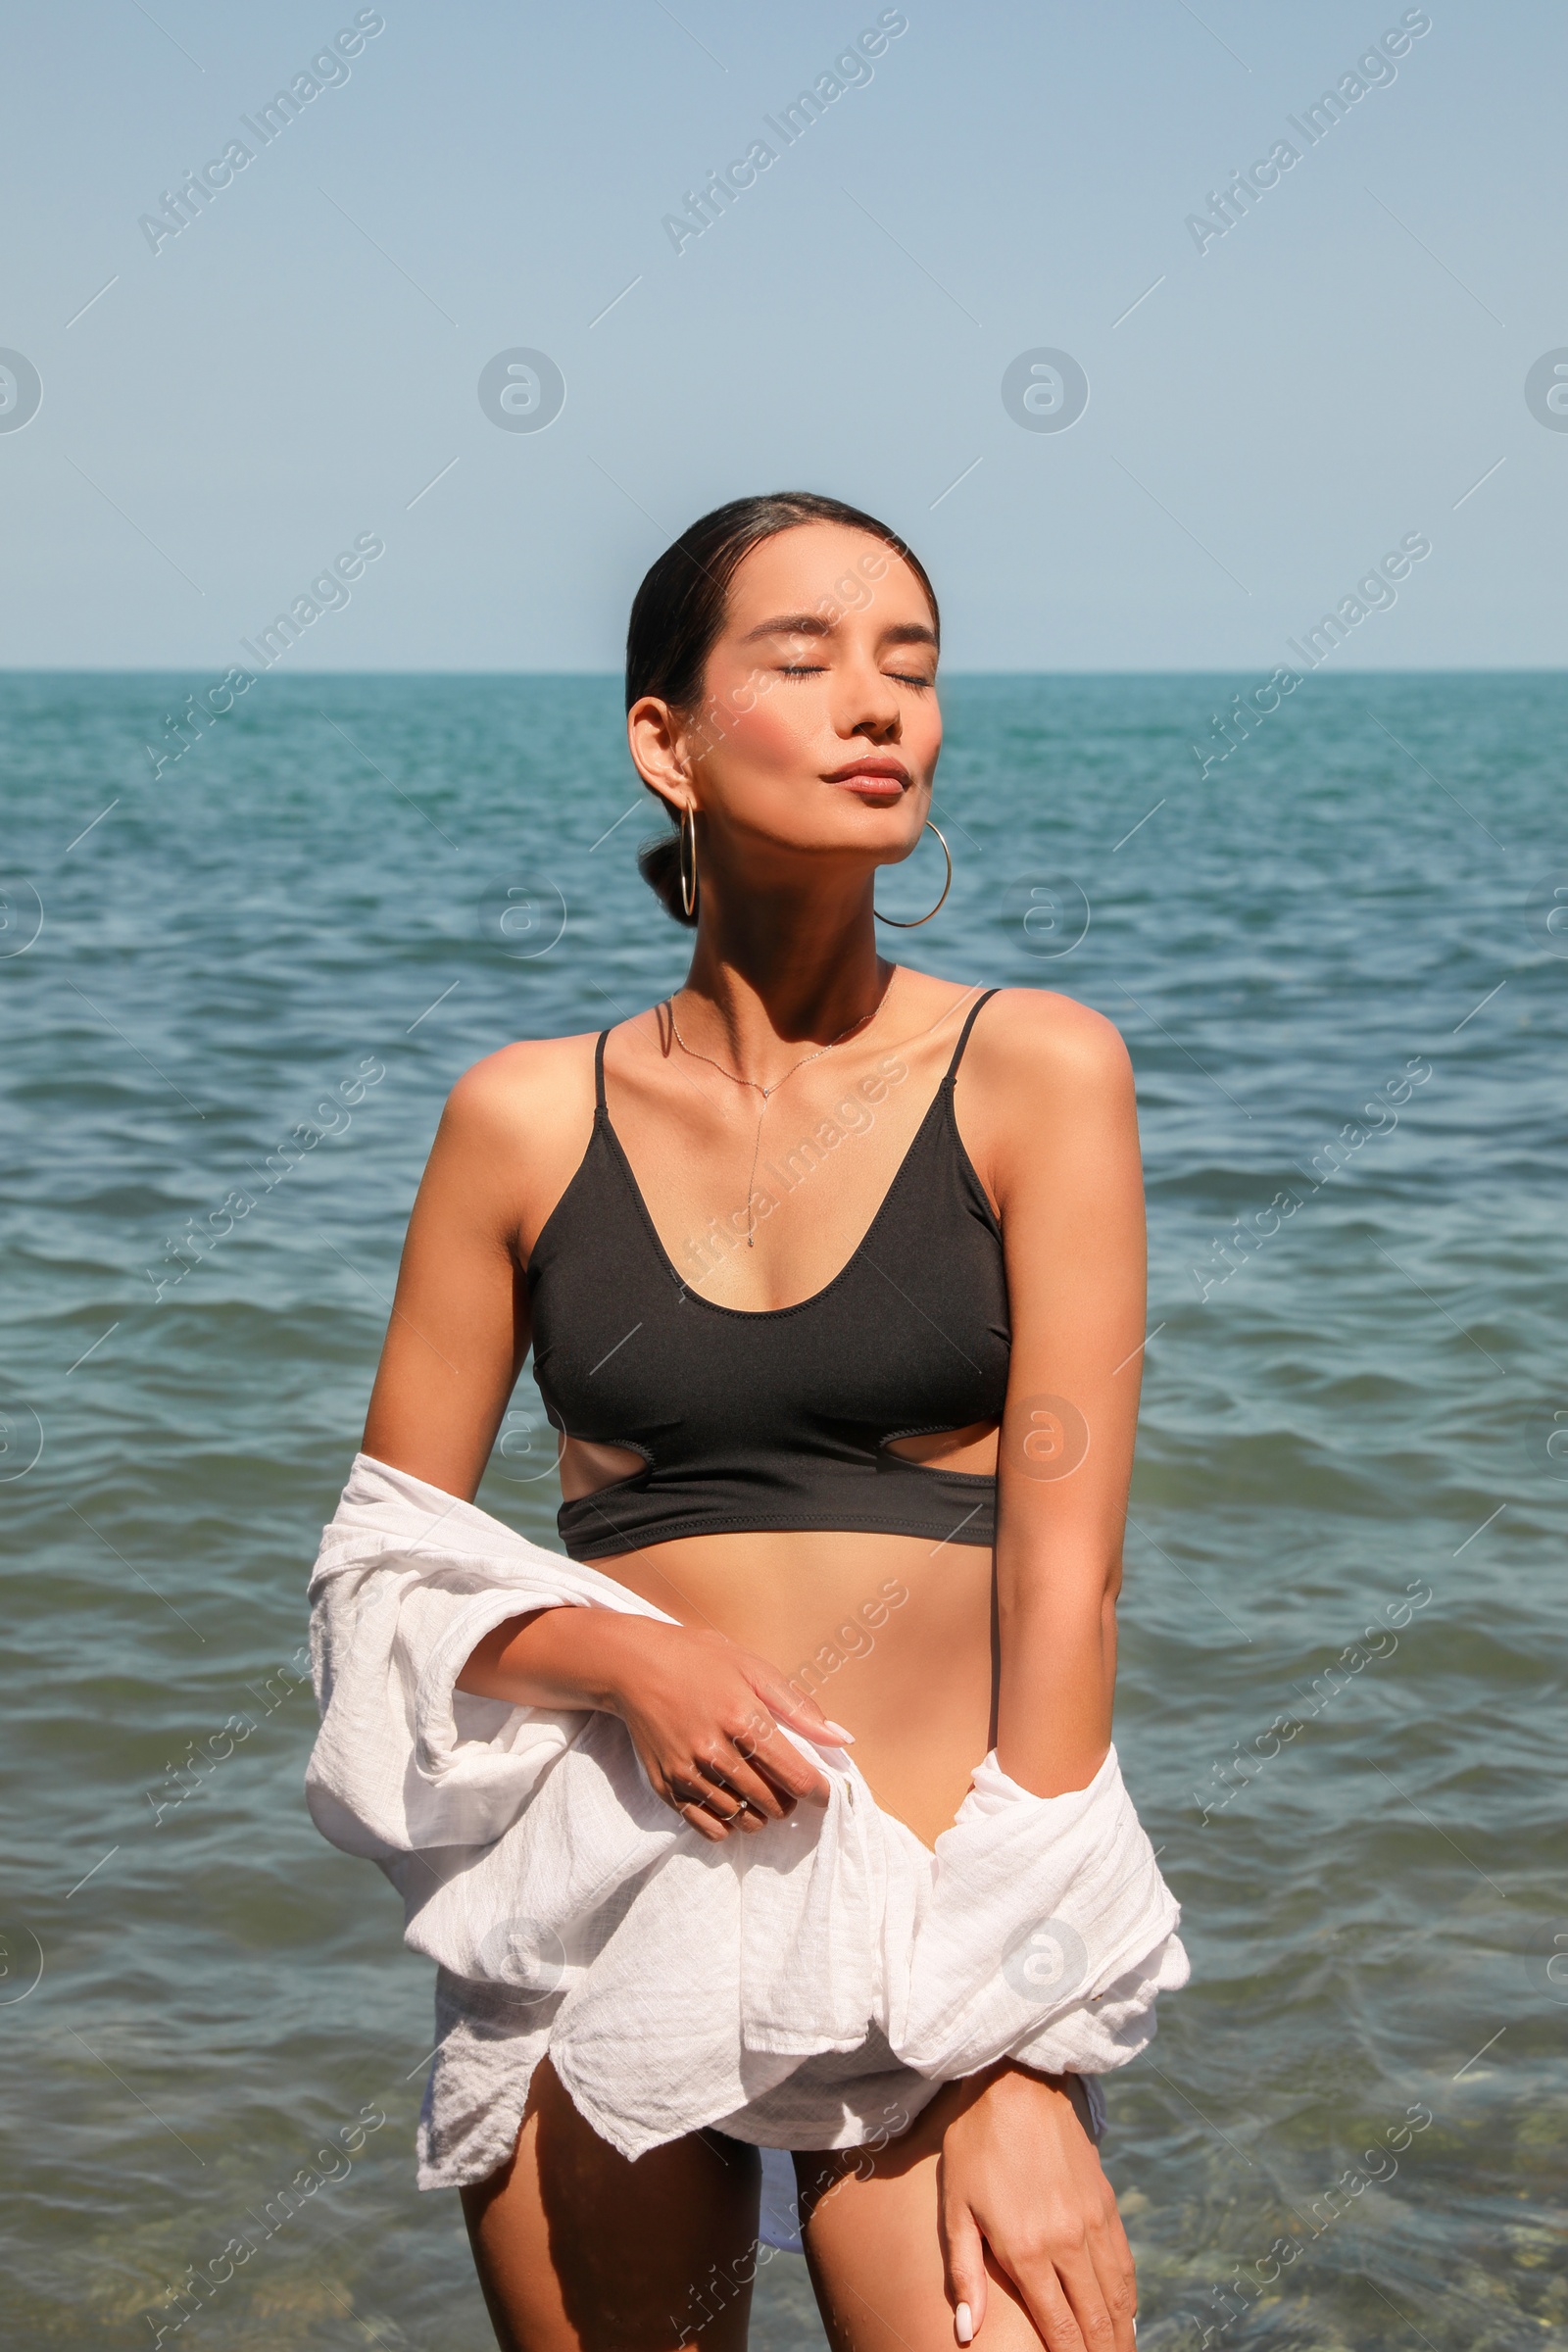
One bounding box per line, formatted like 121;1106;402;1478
627;694;696;815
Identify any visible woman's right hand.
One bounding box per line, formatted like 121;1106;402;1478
458;1607;848;1840
603;1618;847;1839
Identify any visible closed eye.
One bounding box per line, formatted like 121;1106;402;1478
778;664;934;688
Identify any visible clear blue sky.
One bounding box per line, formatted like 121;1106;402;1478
3;0;1561;669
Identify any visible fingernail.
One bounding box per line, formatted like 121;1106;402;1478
955;2301;973;2344
823;1721;855;1742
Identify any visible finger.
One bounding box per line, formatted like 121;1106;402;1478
1044;2247;1114;2352
779;1708;855;1747
694;1777;769;1835
696;1751;789;1822
1087;2205;1137;2352
726;1693;834;1805
741;1721;834;1807
938;2197;988;2342
675;1798;730;1842
674;1773;745;1821
723;1705;801;1806
752;1678;855;1748
669;1775;748;1834
988;2244;1084;2352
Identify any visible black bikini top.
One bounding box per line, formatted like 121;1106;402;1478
526;988;1010;1563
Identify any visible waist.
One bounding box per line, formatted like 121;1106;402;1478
578;1524;998;1849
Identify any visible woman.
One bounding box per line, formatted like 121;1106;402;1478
325;492;1181;2352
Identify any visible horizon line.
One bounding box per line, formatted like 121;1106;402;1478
2;663;1564;680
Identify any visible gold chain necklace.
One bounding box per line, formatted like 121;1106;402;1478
666;977;894;1249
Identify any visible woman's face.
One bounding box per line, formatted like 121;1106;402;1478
629;520;942;885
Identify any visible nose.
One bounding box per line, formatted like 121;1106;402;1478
833;652;902;744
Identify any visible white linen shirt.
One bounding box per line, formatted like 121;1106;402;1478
306;1455;1189;2180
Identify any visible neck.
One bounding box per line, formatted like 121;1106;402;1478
675;877;894;1069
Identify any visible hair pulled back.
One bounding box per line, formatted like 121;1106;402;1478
627;491;939;925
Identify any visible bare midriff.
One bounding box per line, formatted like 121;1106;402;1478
575;1523;998;1850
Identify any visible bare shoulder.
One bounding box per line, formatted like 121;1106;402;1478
967;986;1133;1101
427;1032;606;1247
443;1029;600;1142
955;991;1140;1223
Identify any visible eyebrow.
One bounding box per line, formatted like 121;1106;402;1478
739;612;939;651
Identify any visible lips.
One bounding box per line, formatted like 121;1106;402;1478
824;760;909;794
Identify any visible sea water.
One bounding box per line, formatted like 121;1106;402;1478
3;671;1563;2349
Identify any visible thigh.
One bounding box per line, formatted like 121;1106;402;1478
460;2057;761;2352
796;2079;1082;2352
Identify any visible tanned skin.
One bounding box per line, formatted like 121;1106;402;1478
363;521;1147;2352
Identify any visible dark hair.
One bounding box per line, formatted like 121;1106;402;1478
627;492;940;924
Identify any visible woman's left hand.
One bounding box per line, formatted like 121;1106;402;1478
937;2064;1136;2351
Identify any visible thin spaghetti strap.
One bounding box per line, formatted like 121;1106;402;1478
943;987;1000;1083
593;1029;610;1114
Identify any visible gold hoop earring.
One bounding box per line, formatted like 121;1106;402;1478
678;805;699;919
874;820;952;928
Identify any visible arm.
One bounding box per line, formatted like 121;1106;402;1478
361;1040;836;1838
990;993;1146;1797
360;1049;540;1502
940;992;1147;2352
